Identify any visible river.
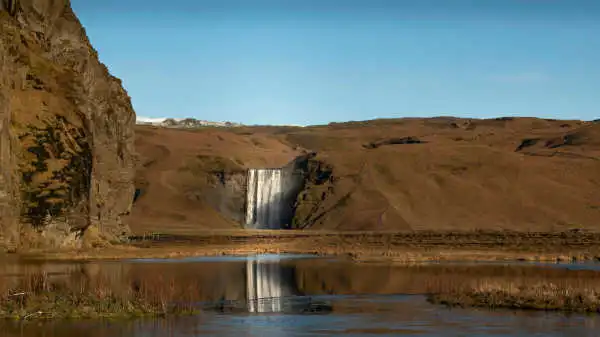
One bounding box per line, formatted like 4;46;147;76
1;254;600;336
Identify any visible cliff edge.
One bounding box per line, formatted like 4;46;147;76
0;0;135;249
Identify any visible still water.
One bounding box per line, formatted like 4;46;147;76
1;254;600;336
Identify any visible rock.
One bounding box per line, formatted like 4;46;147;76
178;155;247;223
0;0;135;248
515;138;540;152
363;136;425;149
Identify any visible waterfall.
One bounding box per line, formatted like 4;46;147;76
245;169;286;229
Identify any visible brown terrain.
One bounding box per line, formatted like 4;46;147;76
129;118;600;236
1;2;600;324
1;0;599;260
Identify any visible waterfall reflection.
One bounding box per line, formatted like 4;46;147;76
243;257;331;314
246;257;299;312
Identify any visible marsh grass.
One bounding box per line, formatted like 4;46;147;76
0;272;203;320
427;276;600;312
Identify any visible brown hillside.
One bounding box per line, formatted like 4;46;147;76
128;126;302;232
129;118;600;234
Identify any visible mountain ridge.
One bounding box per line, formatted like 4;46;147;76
128;116;600;235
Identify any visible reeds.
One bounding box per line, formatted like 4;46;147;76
427;278;600;312
0;272;202;319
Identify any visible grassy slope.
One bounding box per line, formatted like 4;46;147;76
128;118;600;235
126;126;302;233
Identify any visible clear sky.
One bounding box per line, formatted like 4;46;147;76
71;0;599;125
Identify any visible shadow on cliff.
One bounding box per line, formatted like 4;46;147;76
1;0;136;248
245;154;316;230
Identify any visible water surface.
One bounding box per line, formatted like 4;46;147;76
2;255;600;336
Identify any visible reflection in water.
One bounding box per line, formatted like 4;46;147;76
2;295;600;337
2;257;600;336
245;257;299;313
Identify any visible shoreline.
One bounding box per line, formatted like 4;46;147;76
428;283;600;313
10;230;600;263
20;248;600;264
4;233;600;319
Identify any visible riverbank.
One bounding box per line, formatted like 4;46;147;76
5;251;600;319
0;273;201;320
12;230;600;263
428;283;600;313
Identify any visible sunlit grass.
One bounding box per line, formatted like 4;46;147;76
427;275;600;312
0;273;202;320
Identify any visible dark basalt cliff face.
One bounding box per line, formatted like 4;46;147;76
0;0;135;249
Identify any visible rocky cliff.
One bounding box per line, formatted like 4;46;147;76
0;0;135;249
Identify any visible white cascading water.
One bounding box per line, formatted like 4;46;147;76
246;259;286;313
245;169;285;229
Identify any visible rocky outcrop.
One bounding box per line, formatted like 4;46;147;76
178;153;320;229
179;155;248;224
362;136;425;149
515;123;600;159
0;31;20;248
0;0;135;249
288;154;336;229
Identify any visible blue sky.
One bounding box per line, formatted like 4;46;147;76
71;0;599;125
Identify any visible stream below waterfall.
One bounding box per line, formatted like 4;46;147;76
2;255;600;336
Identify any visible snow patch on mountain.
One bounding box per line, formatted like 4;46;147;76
136;116;241;128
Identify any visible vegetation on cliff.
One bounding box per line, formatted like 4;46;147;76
0;0;136;250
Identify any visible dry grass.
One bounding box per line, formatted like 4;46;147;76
17;230;600;263
427;275;600;312
0;272;203;319
5;254;600;318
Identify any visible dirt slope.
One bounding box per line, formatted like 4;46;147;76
127;126;302;233
130;118;600;234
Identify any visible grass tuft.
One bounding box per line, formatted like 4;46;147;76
0;272;202;320
428;280;600;312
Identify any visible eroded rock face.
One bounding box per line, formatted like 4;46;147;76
289;154;336;229
175;153;317;228
205;172;247;224
179;155;248;224
0;0;135;248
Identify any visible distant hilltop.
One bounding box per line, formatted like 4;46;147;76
136;116;243;128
